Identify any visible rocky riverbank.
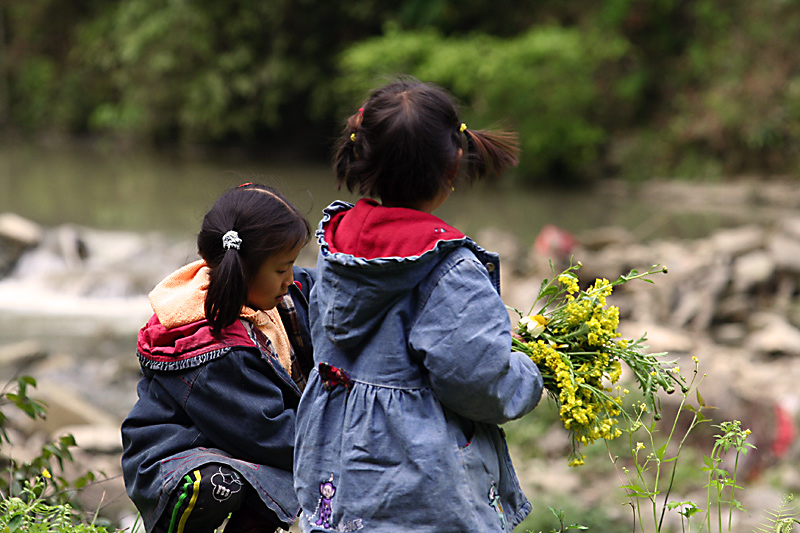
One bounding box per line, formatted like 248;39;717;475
1;180;799;530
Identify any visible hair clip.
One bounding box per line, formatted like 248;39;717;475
350;133;356;142
459;123;468;133
238;182;252;187
358;107;364;117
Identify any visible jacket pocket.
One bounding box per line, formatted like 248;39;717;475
444;408;476;449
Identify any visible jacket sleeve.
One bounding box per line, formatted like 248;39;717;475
288;265;316;376
181;348;296;470
292;265;316;301
408;250;543;425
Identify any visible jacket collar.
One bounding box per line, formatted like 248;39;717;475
325;199;466;260
136;313;255;370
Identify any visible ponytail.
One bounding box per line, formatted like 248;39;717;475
460;126;520;182
334;108;372;196
204;246;248;335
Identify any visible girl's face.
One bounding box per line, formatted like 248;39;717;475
246;244;303;311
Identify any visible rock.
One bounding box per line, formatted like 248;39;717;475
577;225;636;251
502;274;546;321
475;227;527;274
55;224;89;269
768;233;800;274
777;216;800;241
17;381;119;436
618;321;694;354
732;250;774;292
0;340;47;372
714;292;751;324
515;457;581;496
54;423;123;454
714;323;748;345
746;313;800;356
670;252;731;330
709;225;766;256
0;427;33;462
0;212;43;276
0;212;43;247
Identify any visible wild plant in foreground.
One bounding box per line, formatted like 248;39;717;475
0;474;111;533
614;357;761;533
754;495;800;533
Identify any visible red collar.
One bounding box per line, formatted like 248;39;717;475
137;313;254;365
326;199;465;259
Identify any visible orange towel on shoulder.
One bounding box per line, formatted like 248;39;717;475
148;259;292;373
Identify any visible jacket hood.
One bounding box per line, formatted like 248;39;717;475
314;199;472;348
148;259;208;329
137;260;254;369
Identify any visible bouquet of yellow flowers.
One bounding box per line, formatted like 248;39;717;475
510;262;685;466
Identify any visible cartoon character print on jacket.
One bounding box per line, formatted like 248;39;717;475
306;474;364;531
489;481;507;530
313;475;336;528
211;467;243;502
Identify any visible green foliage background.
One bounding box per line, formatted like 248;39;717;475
2;0;800;184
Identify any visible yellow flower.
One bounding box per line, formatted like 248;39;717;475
519;314;547;337
636;442;645;451
42;468;51;479
671;366;680;373
511;262;671;467
558;274;580;295
569;454;586;467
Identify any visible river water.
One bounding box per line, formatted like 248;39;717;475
0;139;747;246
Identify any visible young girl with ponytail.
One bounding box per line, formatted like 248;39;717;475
122;183;315;533
294;78;544;532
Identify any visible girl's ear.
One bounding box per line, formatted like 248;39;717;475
446;148;463;183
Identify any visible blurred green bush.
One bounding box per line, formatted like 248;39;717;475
2;0;800;184
319;26;632;183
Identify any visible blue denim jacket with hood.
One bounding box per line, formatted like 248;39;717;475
294;199;543;532
121;263;315;532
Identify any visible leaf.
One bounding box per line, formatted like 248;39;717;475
656;443;668;460
548;506;565;522
8;513;24;532
696;389;706;407
18;376;37;387
540;285;559;297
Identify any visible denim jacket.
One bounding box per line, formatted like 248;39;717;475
294;200;543;532
121;266;314;532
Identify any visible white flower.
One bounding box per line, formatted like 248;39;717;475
519;314;547;337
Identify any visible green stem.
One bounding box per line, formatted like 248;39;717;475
658;410;703;532
727;450;740;532
702;442;721;533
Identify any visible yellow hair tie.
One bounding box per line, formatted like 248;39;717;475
350;133;356;142
459;123;468;133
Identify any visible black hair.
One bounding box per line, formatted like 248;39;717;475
197;183;311;335
333;77;520;205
